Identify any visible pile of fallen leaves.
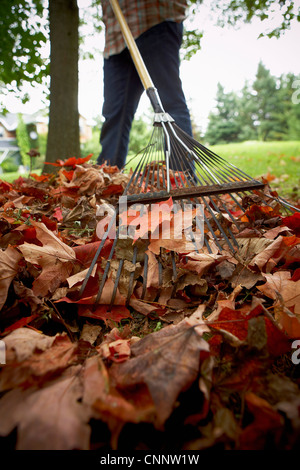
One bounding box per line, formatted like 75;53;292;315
0;154;300;450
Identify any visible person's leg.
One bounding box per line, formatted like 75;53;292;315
97;48;144;168
137;21;193;137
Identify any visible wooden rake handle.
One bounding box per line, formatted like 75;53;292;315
109;0;154;90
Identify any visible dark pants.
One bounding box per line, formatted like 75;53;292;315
97;21;193;168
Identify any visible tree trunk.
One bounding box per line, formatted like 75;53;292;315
44;0;80;172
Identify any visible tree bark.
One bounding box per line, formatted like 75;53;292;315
44;0;80;172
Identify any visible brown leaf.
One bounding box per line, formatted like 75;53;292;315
129;297;160;315
179;251;221;276
0;246;22;310
258;272;300;314
16;375;90;449
0;387;34;438
65;165;106;195
82;355;155;448
67;265;97;288
175;272;208;296
18;221;76;296
216;260;236;280
275;308;300;339
2;327;57;362
0;330;88;391
110;318;210;428
145;249;160;289
79;324;102;345
230;264;264;290
12;281;43;312
33;261;73;296
19;221;76;265
250;235;300;272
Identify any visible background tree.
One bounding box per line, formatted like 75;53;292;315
44;0;80;172
205;84;241;144
279;73;300;141
204;64;300;145
252;62;286;141
207;0;300;39
0;0;47;96
236;83;258;141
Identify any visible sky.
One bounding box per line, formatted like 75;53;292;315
4;2;300;133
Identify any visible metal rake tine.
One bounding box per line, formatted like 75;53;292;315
169;160;226;252
174;159;238;252
204;195;240;248
141;251;149;299
200;196;237;252
174;197;201;253
126;244;138;303
95;230;119;305
171;163;213;252
158;256;163;286
79;209;118;297
171;251;177;281
110;258;124;307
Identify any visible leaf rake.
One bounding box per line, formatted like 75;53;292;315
79;0;299;308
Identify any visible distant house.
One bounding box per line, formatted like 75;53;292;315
79;115;94;143
0;111;94;168
0;112;45;169
0;114;22;168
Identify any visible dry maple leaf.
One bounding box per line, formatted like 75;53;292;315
250;235;300;272
18;221;76;296
15;375;90;450
0;331;89;392
110;318;210;428
19;220;76;264
0;246;22;310
82;355;156;449
2;327;57;362
237;237;273;265
258;271;300;315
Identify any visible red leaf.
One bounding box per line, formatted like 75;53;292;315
212;304;291;356
78;304;131;322
212;306;254;341
0;180;13;193
41;215;57;231
13;225;38;243
4;314;39;333
101;164;119;174
61;170;74;181
73;239;114;266
292;268;300;282
52;207;63;222
240;204;277;223
45;154;93;168
29;173;51;182
50;186;80;199
282;213;300;236
119;196;174;242
101;184;124;197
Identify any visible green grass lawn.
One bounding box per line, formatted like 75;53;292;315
0;169;42;183
0;171;25;183
209;141;300;198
